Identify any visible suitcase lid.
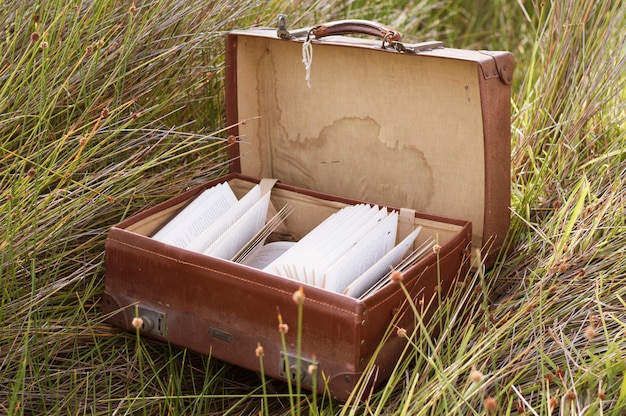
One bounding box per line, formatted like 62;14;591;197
225;19;513;263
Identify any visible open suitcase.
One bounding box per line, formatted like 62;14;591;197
102;18;513;401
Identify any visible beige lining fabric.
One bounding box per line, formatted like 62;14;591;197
126;177;461;250
235;35;485;244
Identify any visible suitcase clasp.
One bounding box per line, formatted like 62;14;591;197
276;14;312;40
390;40;444;54
278;352;317;388
136;305;167;338
277;14;292;39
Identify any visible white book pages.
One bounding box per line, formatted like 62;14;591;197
309;206;385;265
303;205;386;286
262;204;364;275
151;183;237;248
276;204;367;257
323;211;399;293
240;241;297;269
203;192;271;259
263;204;385;284
310;206;388;287
232;203;294;264
186;185;262;253
343;226;422;298
357;236;434;300
151;185;220;245
265;205;362;283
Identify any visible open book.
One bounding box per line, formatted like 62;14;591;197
152;183;278;260
151;182;238;248
262;204;428;296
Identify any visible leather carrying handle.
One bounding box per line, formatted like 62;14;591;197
310;20;402;42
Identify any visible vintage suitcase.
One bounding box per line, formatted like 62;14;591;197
102;18;513;401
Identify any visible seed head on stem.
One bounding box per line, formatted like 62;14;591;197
584;324;597;340
469;366;483;383
390;269;404;283
255;342;264;358
292;286;305;305
549;397;559;410
131;317;143;329
484;396;497;413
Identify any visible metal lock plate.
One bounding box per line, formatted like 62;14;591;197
136;306;167;337
278;353;316;388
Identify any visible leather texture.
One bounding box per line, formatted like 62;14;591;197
311;20;402;42
104;26;511;401
103;174;471;401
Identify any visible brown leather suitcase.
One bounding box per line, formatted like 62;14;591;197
102;18;513;401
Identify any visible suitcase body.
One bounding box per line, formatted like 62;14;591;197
102;20;512;401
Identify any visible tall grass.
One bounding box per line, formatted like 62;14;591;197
1;0;624;414
0;0;304;413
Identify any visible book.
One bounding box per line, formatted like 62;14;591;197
239;241;297;269
151;183;237;248
232;204;295;264
342;227;424;298
322;212;400;293
263;204;422;295
354;237;435;299
186;184;264;253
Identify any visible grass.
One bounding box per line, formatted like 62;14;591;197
1;0;625;414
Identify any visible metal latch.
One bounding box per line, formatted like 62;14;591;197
136;306;167;337
277;14;310;40
278;353;317;388
390;40;444;53
277;14;291;39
